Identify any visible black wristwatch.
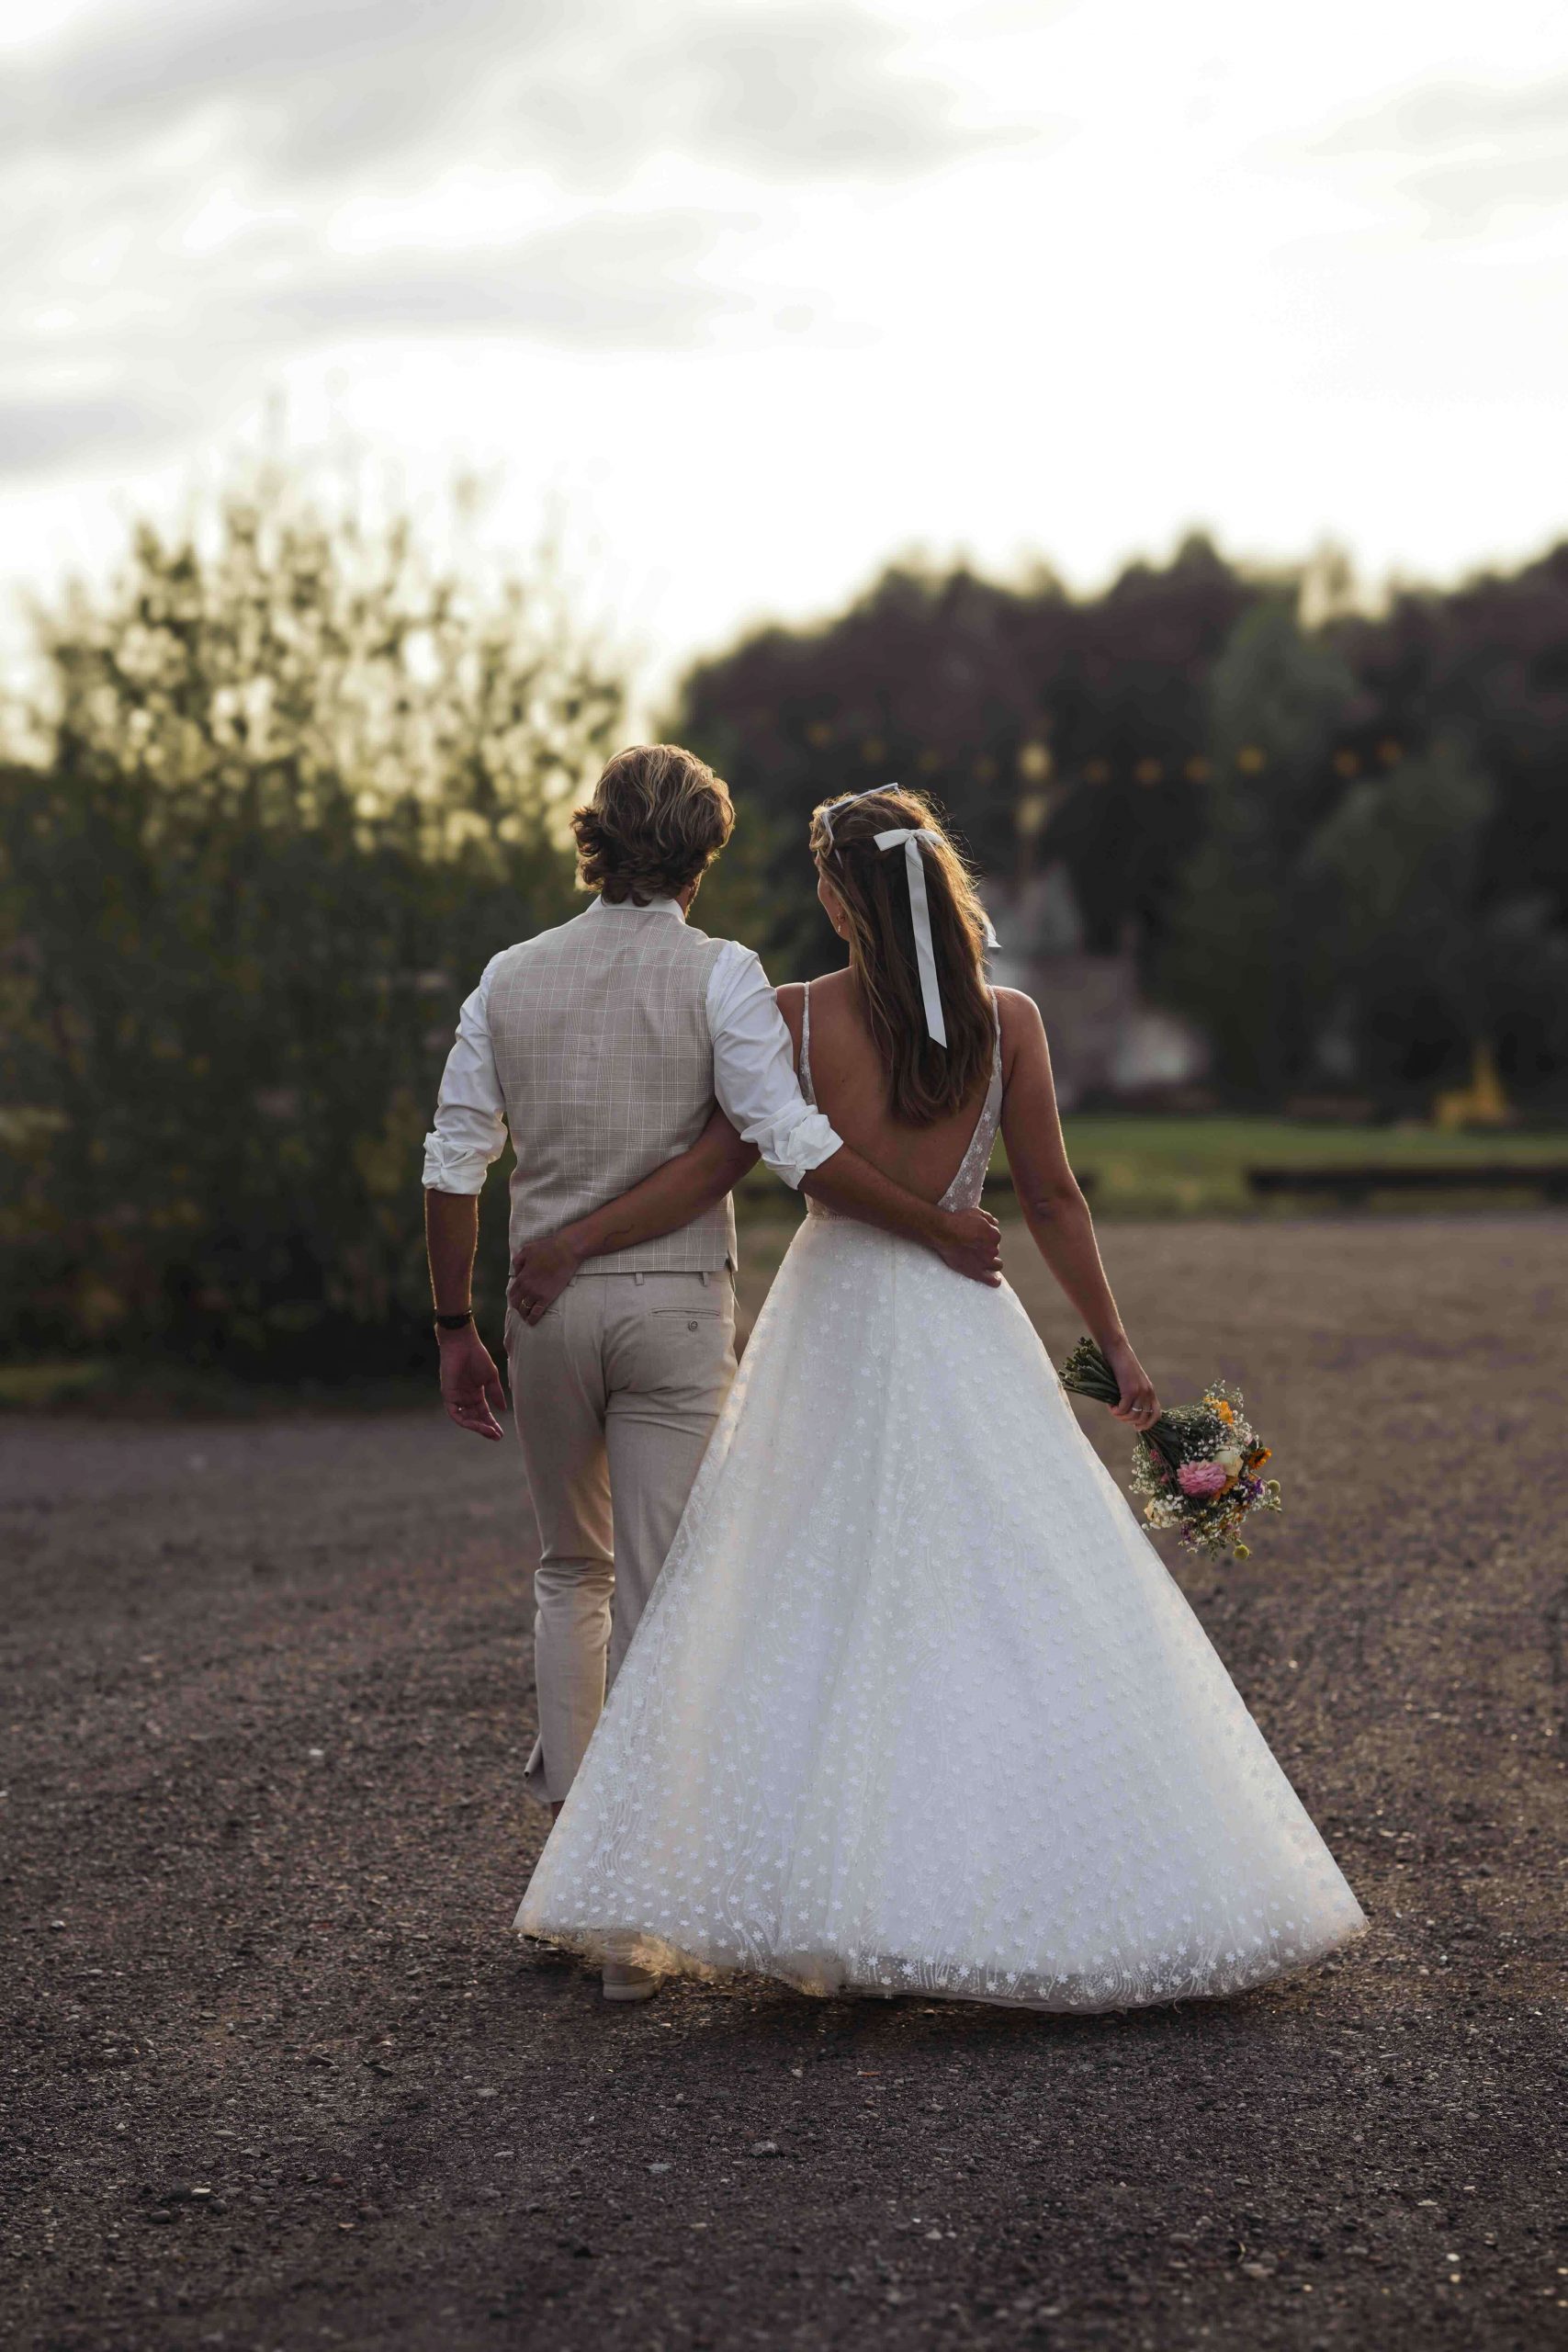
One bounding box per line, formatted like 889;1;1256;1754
434;1309;474;1331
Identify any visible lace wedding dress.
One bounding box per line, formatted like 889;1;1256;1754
516;994;1365;2008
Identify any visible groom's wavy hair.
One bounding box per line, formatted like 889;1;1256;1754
808;786;994;1126
572;744;735;905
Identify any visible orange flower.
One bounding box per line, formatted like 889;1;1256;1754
1247;1445;1271;1471
1205;1396;1235;1423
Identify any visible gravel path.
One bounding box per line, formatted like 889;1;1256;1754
3;1216;1563;2351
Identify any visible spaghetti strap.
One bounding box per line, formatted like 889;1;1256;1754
800;979;816;1105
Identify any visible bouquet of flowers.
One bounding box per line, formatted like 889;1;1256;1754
1058;1337;1281;1560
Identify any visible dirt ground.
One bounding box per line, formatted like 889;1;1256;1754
3;1216;1564;2352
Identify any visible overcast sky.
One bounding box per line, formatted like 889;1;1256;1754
4;0;1568;699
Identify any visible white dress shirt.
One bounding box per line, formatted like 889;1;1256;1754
421;895;842;1195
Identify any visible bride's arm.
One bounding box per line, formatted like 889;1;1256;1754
508;1108;759;1320
997;989;1161;1430
510;1097;1003;1320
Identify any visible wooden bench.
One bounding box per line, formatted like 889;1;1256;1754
1247;1162;1568;1205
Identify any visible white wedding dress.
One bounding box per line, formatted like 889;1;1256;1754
516;995;1366;2008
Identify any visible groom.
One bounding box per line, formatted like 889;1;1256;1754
423;744;1000;1992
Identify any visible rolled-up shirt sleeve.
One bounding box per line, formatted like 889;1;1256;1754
706;944;841;1189
421;955;509;1194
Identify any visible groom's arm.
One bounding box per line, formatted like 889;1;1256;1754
422;954;512;1441
797;1148;1000;1272
508;946;1001;1321
637;951;1000;1278
425;1190;508;1440
767;977;1001;1278
508;1102;1003;1323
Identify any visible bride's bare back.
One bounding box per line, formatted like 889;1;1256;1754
779;967;1162;1431
777;969;997;1205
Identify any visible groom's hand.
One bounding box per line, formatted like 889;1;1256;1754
932;1206;1004;1286
438;1326;508;1442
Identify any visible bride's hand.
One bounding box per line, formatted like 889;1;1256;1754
933;1207;1004;1287
508;1232;582;1324
1103;1337;1159;1430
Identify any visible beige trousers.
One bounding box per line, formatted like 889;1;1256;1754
508;1270;738;1805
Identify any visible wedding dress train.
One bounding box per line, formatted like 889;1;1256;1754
516;1007;1365;2008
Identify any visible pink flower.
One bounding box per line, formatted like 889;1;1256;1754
1178;1458;1230;1498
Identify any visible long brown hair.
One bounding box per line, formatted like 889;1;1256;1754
809;786;994;1125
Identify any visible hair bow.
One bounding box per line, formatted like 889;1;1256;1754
818;786;998;1050
873;825;949;1046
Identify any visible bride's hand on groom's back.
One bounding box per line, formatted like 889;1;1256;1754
934;1207;1004;1287
507;1234;581;1325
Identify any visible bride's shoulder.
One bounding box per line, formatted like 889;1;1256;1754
991;987;1047;1073
775;969;850;1027
773;978;807;1048
992;985;1043;1034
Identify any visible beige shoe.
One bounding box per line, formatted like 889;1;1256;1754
602;1960;660;2004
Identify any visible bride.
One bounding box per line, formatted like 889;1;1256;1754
515;786;1365;2009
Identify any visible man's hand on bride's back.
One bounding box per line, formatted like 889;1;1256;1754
934;1207;1003;1286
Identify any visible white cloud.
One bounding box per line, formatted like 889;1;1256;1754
1291;65;1568;237
0;0;1014;188
0;0;1022;482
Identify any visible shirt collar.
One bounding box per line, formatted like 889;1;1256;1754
587;893;685;920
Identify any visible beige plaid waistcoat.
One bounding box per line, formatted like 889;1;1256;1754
488;903;736;1274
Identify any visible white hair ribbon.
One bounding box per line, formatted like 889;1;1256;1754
874;826;949;1048
821;787;1000;1050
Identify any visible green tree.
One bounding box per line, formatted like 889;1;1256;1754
1302;741;1496;1096
673;536;1263;978
1160;602;1360;1097
0;470;622;1373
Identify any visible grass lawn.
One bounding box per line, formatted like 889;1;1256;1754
737;1111;1568;1227
9;1118;1565;1409
1053;1114;1568;1217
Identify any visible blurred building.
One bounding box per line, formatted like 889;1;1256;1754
984;863;1210;1110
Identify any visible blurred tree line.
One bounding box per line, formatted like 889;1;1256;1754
673;535;1568;1107
0;472;619;1376
6;487;1568;1378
